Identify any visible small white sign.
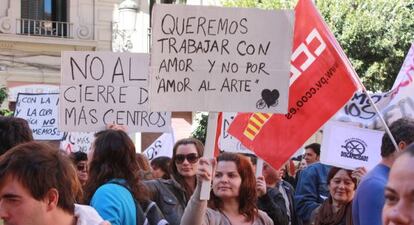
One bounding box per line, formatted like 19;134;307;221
219;112;254;154
143;133;175;161
150;5;294;113
14;93;64;140
60;132;95;154
60;52;172;132
321;121;383;170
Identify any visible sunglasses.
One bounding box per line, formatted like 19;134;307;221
175;153;199;164
76;164;88;171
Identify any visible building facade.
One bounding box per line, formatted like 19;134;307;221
0;0;200;150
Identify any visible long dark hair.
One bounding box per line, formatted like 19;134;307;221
208;152;258;222
84;129;148;203
169;138;204;199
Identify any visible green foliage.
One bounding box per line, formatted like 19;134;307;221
0;86;7;105
0;87;12;116
191;112;208;145
223;0;295;9
221;0;414;92
318;0;414;91
0;109;13;116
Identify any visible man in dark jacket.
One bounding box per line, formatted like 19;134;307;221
259;162;302;225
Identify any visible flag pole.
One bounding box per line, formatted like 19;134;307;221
360;85;400;151
256;158;263;177
346;67;400;152
200;112;218;200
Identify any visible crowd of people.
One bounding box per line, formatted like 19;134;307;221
0;115;413;225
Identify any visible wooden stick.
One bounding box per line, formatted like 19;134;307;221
255;158;263;177
200;112;218;200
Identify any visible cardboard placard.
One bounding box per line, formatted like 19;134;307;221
150;5;294;113
321;121;383;170
14;93;63;140
60;52;171;132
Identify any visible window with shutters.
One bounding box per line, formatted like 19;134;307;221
20;0;69;37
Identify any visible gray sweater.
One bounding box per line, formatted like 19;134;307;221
181;183;274;225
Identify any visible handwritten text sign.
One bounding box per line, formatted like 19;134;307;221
60;52;171;132
60;132;95;153
150;5;294;113
14;93;64;140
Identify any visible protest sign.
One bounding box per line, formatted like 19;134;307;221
320;121;383;170
228;0;359;170
60;52;171;132
60;132;95;153
14;93;63;140
143;132;175;160
334;44;414;130
218;112;254;154
149;4;294;113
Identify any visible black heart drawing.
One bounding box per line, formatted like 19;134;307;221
261;89;280;108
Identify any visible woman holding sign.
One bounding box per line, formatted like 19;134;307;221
180;152;273;225
145;138;204;225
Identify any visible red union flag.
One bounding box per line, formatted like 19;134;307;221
228;0;359;169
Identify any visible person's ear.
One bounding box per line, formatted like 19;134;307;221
398;141;407;151
44;188;59;212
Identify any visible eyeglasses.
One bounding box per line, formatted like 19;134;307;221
175;153;199;164
76;164;88;171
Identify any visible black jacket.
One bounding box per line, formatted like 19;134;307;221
258;180;303;225
145;178;189;225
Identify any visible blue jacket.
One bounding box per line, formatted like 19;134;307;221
294;163;330;224
90;179;136;225
352;163;390;225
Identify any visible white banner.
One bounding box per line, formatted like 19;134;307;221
334;44;414;130
392;43;414;89
60;132;95;154
143;132;175;161
60;52;172;132
14;93;64;140
321;121;383;170
150;5;294;113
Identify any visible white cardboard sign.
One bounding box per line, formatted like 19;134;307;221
143;132;175;161
150;5;294;113
60;132;95;154
219;112;255;154
14;93;64;140
321;121;383;170
60;52;171;132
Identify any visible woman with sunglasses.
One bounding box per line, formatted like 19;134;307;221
181;152;273;225
146;137;204;225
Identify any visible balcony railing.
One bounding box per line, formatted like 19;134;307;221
16;18;73;38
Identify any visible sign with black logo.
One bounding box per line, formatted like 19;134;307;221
321;121;383;170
